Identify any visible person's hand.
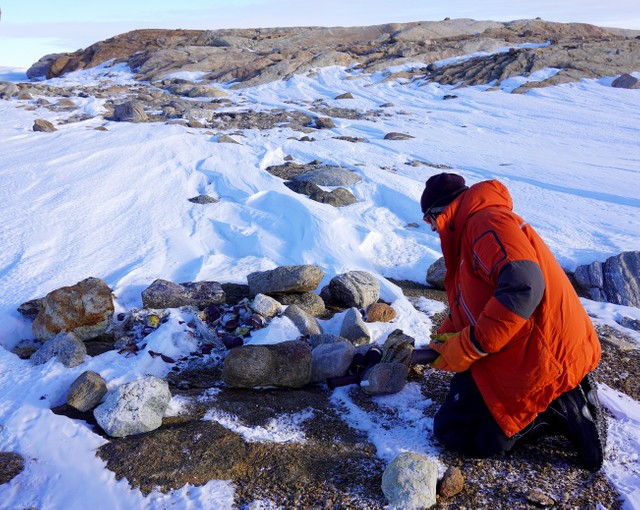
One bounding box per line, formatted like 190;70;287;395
429;328;486;372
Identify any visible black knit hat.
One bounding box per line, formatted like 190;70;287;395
420;173;468;215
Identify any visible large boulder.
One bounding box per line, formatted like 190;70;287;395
222;340;312;388
247;265;324;295
381;452;439;509
574;251;640;307
361;362;408;395
611;73;640;89
30;332;87;368
94;376;172;437
141;279;225;309
329;271;380;309
32;277;114;341
309;188;358;207
250;293;283;319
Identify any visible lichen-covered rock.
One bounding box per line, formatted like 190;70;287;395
0;82;19;100
30;332;87;368
141;279;225;309
94;376;171;437
309;187;358;207
382;452;439;509
247;265;324;295
32;277;114;341
222;340;312;388
67;370;108;412
329;271;380;309
366;303;397;322
293;167;362;186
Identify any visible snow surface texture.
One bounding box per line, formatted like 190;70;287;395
0;55;639;509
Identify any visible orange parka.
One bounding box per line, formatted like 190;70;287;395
435;180;601;437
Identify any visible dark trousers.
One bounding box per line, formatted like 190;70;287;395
433;370;518;457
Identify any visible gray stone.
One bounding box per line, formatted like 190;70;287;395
32;277;114;341
275;292;325;317
311;340;355;382
186;85;229;98
222;340;312;388
188;195;219;204
33;119;57;132
574;251;640;307
361;362;408;395
67;370;108;412
308;333;347;349
113;101;148;122
335;92;354;100
216;134;241;144
284;180;323;196
251;293;283;319
612;73;640;89
384;132;414;140
30;332;87;368
381;330;415;366
309;188;358;207
94;376;171;437
141;279;225;309
293;167;362;186
381;452;439;509
283;304;322;336
0;82;19;100
247;265;324;295
329;271;380;309
340;307;371;346
426;257;447;289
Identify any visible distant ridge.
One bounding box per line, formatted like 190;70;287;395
26;18;640;89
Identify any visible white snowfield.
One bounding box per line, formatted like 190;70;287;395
0;57;639;509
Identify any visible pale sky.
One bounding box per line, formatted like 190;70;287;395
1;0;639;68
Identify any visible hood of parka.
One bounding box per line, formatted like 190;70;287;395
436;180;515;264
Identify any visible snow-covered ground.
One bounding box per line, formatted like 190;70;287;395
0;58;639;509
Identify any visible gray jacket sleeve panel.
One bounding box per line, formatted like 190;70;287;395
494;260;546;319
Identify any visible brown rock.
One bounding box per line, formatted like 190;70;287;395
439;466;464;497
0;452;25;485
32;277;114;341
366;303;397;322
33;119;57;132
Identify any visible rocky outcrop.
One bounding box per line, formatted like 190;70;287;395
26;20;640;91
574;251;640;307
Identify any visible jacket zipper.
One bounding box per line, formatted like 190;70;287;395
458;282;477;326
